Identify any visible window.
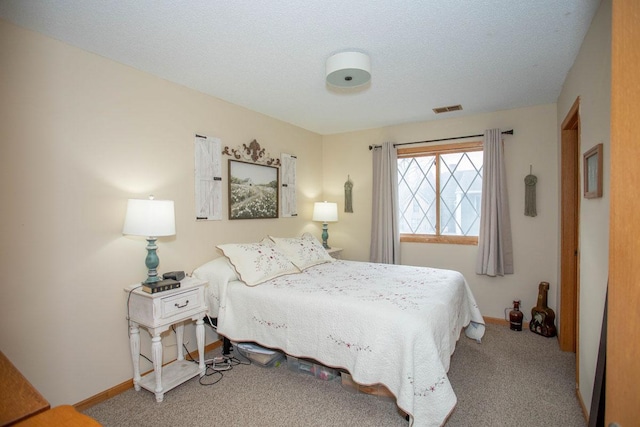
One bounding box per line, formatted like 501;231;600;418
397;141;483;244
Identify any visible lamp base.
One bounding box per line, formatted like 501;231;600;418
143;276;160;285
144;237;161;284
321;223;331;249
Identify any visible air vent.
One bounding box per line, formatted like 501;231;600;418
433;104;463;114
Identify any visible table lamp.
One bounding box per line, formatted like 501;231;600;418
312;201;338;249
122;196;176;284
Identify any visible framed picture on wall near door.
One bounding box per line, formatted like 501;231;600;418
583;143;603;199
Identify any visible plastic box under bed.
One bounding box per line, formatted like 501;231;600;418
286;355;339;380
235;343;394;402
235;343;285;367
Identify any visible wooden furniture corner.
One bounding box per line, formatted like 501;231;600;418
0;351;50;426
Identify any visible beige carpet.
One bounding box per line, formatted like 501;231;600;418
84;324;587;426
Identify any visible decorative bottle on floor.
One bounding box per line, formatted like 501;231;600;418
509;300;523;331
530;282;557;337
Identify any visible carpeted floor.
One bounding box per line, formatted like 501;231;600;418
84;323;587;426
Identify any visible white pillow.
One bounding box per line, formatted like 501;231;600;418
193;256;239;284
192;257;239;317
217;240;300;286
269;232;334;271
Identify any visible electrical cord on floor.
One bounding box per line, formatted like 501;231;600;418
195;349;253;386
166;336;228;386
200;317;253;368
199;365;224;386
229;349;251;366
168;322;253;388
140;354;153;364
182;342;251;369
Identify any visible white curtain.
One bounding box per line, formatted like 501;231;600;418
476;129;514;276
370;142;400;264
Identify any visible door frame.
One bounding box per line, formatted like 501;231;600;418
560;98;580;360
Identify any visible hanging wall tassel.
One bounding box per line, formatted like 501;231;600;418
344;175;354;213
524;165;537;217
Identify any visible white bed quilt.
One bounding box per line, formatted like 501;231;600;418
213;260;484;427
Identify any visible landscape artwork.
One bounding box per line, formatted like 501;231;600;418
228;160;279;219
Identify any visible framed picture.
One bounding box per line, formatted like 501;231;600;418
583;143;603;199
228;159;279;219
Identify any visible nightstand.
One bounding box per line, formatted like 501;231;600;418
124;277;208;402
326;247;343;259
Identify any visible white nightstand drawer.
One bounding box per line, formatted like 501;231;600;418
160;288;200;319
126;277;208;330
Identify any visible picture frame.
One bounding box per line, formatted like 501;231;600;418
583;143;603;199
228;159;279;219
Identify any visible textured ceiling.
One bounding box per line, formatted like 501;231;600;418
0;1;601;135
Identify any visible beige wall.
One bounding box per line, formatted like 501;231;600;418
322;103;559;321
0;19;323;407
557;0;611;415
0;0;611;413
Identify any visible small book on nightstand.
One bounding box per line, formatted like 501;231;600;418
141;279;180;294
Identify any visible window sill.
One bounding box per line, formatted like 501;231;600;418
400;234;478;245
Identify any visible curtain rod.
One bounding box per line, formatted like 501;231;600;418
368;129;514;150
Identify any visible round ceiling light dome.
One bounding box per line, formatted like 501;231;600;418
326;51;371;88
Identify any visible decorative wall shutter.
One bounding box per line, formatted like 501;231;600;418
280;153;297;217
194;134;222;220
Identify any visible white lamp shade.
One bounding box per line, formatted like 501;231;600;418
122;199;176;237
326;51;371;88
312;202;338;222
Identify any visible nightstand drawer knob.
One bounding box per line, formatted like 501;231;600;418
174;300;189;309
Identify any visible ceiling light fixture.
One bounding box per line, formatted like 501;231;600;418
326;51;371;88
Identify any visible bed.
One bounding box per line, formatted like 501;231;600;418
193;234;485;427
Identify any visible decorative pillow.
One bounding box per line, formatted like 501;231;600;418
216;240;300;286
269;232;334;271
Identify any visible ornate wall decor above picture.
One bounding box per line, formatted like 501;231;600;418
223;139;281;166
344;175;354;213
